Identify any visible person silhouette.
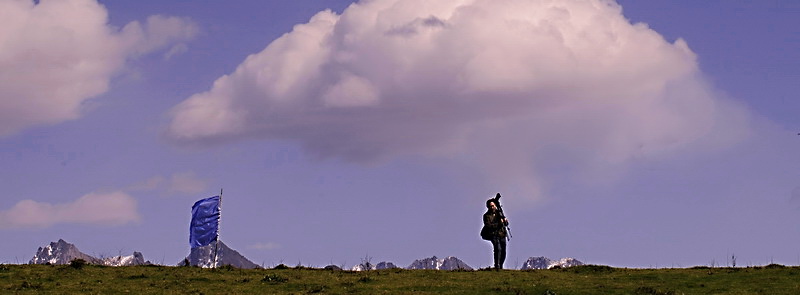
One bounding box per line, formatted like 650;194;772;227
483;197;508;270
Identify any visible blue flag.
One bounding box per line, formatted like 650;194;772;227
189;196;220;249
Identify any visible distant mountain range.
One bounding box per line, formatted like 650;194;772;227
350;261;399;271
349;256;472;271
29;239;257;269
27;239;584;270
520;256;584;270
29;239;147;266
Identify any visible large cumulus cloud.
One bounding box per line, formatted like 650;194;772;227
0;191;140;229
168;0;749;197
0;0;197;137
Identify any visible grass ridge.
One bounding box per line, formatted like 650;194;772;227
0;264;797;294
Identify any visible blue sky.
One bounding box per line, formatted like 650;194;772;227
1;0;798;269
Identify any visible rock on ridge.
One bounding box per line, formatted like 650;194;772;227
323;265;342;270
376;261;398;269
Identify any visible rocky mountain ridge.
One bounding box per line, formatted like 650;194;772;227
521;256;584;270
350;261;399;271
27;239;586;270
29;239;147;266
177;240;260;269
407;256;473;270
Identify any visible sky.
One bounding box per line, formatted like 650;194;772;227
0;0;798;269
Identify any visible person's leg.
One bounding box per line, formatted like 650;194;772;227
498;238;507;269
492;237;502;269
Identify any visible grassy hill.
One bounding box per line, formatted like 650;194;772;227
2;263;798;294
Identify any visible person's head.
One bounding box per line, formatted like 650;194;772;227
486;199;497;211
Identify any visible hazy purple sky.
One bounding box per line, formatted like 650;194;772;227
1;0;798;269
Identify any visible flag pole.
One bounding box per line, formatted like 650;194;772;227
213;188;223;268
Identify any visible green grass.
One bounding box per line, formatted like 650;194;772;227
1;264;798;294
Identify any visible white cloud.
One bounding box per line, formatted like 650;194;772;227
163;43;189;61
128;175;166;191
120;14;198;56
167;171;208;195
0;0;197;137
167;0;750;198
128;172;208;196
0;191;140;229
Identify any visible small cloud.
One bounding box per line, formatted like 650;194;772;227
248;242;281;251
163;43;189;60
121;14;199;56
0;191;140;230
128;176;166;191
167;172;208;195
128;172;208;196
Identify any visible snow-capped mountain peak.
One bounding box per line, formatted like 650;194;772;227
351;261;398;271
178;240;259;269
102;252;146;267
29;239;100;265
407;256;472;270
29;239;148;266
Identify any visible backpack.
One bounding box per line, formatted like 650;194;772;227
480;225;492;240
